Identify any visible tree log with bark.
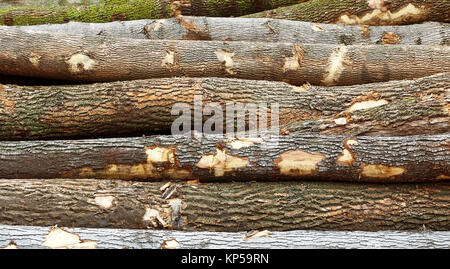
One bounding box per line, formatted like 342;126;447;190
0;179;449;231
1;27;449;84
244;0;450;26
0;73;448;140
0;0;306;26
12;17;450;45
1;224;449;249
0;133;448;182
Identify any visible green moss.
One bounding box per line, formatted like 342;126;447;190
10;9;67;25
0;0;303;25
67;0;162;22
200;0;222;17
199;0;299;17
235;0;254;15
0;0;167;25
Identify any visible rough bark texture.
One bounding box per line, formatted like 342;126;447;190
1;27;449;85
1;224;449;249
0;134;448;182
245;0;450;26
0;74;448;140
0;0;102;8
13;17;450;45
0;0;306;25
0;179;449;231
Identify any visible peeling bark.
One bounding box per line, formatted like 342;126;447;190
0;0;306;26
0;27;449;85
0;73;448;140
0;133;447;182
0;179;449;231
244;0;450;26
12;17;449;45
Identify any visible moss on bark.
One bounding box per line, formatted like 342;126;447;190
0;0;305;25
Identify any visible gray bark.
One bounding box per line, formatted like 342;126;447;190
12;17;449;45
1;225;449;249
1;27;449;85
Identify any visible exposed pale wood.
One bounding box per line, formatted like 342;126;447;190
0;74;448;140
1;27;449;85
0;179;449;231
1;224;449;249
245;0;450;26
13;17;449;45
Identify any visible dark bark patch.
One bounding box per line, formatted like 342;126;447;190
177;16;211;40
110;13;127;22
339;35;355;45
3;13;13;26
182;29;211;40
252;0;265;12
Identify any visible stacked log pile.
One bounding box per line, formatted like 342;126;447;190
0;0;448;249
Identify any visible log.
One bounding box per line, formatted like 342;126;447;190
0;0;101;8
0;0;305;26
1;27;449;85
0;73;448;140
0;179;449;231
0;0;101;7
12;17;450;45
244;0;450;26
1;224;449;249
0;133;448;182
